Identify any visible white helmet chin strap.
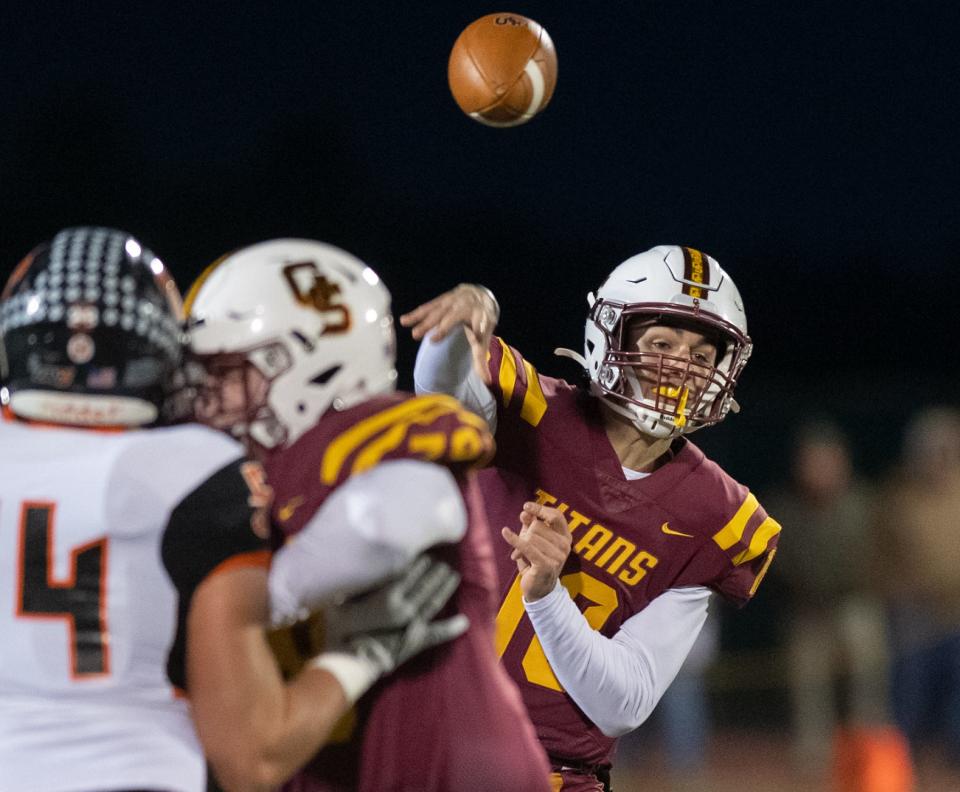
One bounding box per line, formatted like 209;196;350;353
593;386;678;439
554;347;587;366
623;368;683;439
555;345;683;439
556;345;698;439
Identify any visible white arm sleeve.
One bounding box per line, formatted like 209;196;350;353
524;583;712;737
268;459;467;626
413;327;498;432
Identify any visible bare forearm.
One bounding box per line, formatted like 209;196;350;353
210;665;347;792
188;568;351;791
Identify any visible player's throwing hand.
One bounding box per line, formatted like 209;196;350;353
399;284;499;384
501;502;572;602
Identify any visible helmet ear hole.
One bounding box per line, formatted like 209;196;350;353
310;364;342;386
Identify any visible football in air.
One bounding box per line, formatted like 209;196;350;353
447;12;557;127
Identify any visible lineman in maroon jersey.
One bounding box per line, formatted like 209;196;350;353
402;245;781;791
183;239;552;792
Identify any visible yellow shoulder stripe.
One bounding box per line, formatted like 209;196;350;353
749;547;777;596
497;337;517;408
495;338;547;427
712;493;759;551
520;358;547;426
320;395;483;484
712;492;780;567
732;516;781;566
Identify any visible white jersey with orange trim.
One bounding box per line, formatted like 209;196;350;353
0;418;242;792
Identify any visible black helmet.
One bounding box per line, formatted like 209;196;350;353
0;227;184;427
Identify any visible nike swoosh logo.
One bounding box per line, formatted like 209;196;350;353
278;496;305;522
661;522;694;538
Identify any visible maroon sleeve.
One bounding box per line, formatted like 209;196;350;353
485;336;549;429
708;491;781;606
269;393;495;538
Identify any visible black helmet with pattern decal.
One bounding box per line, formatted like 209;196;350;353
0;227;185;427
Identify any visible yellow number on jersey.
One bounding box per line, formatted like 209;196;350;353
494;571;619;691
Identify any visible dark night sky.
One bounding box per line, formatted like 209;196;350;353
2;2;958;481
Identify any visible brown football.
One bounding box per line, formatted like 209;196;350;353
447;12;558;127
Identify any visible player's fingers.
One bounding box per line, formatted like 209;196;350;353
527;517;571;547
398;296;443;326
509;543;535;564
407;303;453;340
472;351;491;385
412;564;462;621
501;526;522;549
517;516;557;547
522;502;569;534
522;501;553;518
399;289;459;325
391;553;434;602
405;294;465;338
386;555;448;623
510;531;555;567
421;614;470;650
406;557;459;608
467;333;492;385
429;302;475;341
397;306;425;327
504;528;549;571
508;523;566;570
469;305;489;339
518;526;569;565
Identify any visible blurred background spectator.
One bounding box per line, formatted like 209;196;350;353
765;420;890;777
876;407;960;786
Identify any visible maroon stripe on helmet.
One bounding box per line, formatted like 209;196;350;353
681;247;708;298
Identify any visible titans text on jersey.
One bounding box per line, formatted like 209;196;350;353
483;337;780;769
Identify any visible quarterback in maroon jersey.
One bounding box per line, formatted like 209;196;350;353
402;245;781;791
179;239;551;792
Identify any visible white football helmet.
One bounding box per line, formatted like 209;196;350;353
185;239;397;452
562;245;752;439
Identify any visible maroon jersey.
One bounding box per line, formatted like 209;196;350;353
483;338;781;769
266;391;551;792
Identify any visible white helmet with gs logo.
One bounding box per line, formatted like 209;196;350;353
559;245;752;439
185;239;396;452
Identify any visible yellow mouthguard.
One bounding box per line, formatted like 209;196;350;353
656;386;690;427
